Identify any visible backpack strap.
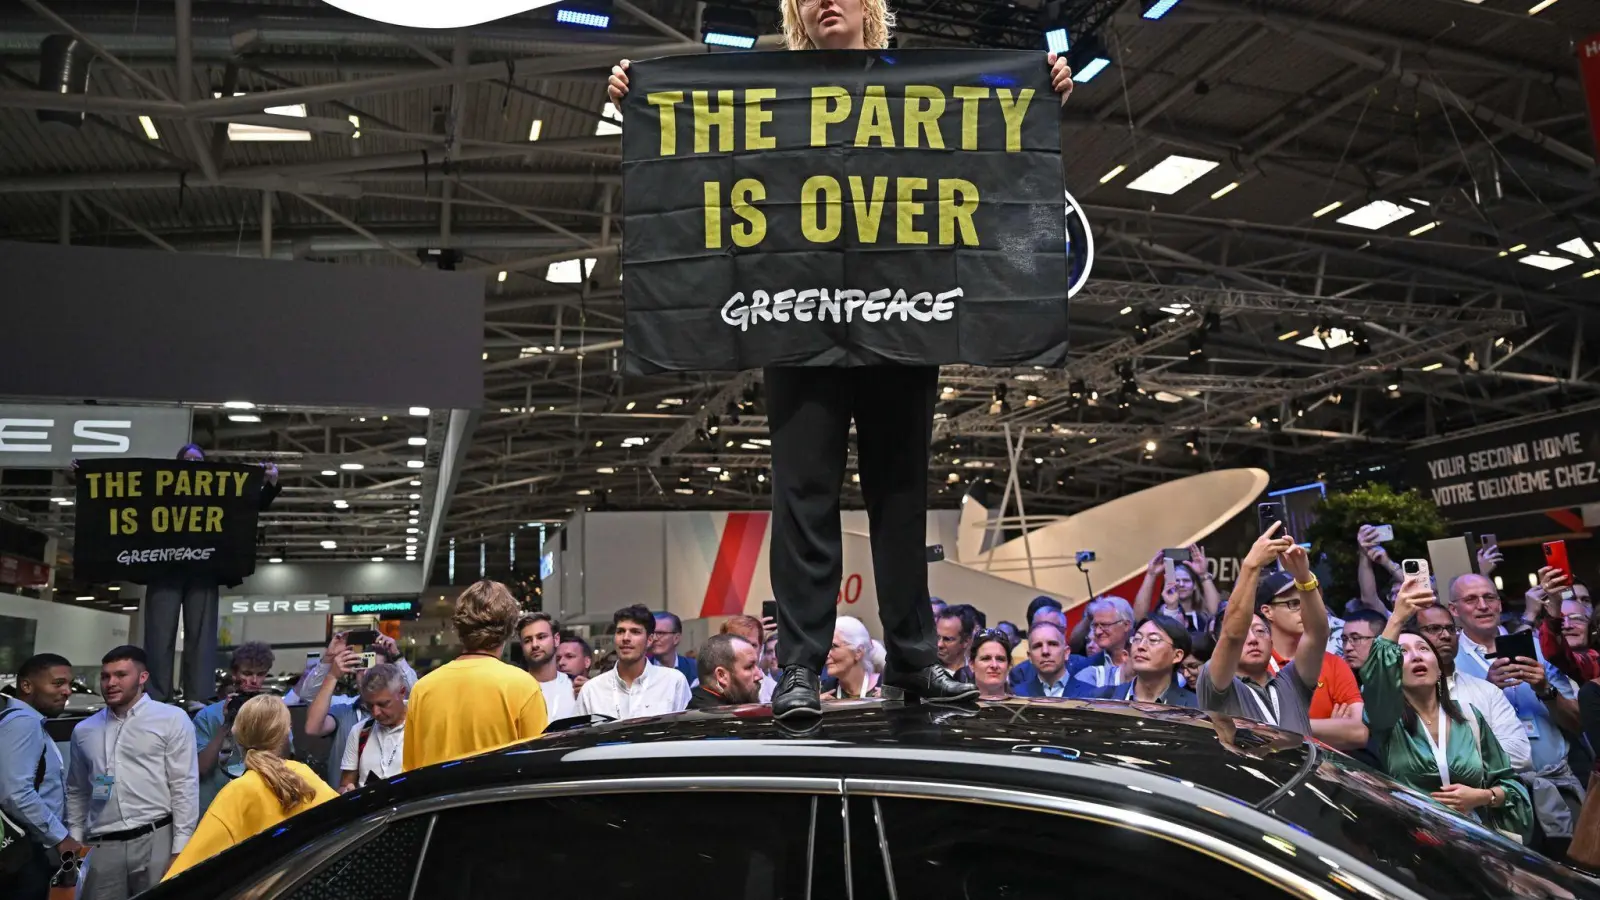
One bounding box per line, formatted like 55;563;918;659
356;719;375;760
0;705;48;791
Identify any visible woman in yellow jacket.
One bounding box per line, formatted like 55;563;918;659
164;695;339;880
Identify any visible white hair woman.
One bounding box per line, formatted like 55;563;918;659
608;4;1074;721
821;616;880;699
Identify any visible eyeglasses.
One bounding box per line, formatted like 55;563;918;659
1342;633;1376;646
1455;593;1499;608
1269;597;1302;611
1564;615;1591;626
1129;632;1168;648
1417;623;1458;637
1090;619;1127;634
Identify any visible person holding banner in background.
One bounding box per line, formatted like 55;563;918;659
141;444;279;706
609;0;1075;720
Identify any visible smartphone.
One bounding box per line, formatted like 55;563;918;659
761;600;778;622
355;651;378;670
925;544;945;563
1257;501;1285;535
1162;547;1193;562
1544;540;1571;578
1485;629;1537;662
1480;533;1497;548
1370;524;1395;543
1401;558;1431;580
345;629;380;648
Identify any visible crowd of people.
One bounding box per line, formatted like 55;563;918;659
4;521;1599;894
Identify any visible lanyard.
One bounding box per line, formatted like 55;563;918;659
369;724;401;777
1245;681;1281;726
1419;704;1451;786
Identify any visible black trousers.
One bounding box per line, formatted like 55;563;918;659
2;840;55;900
765;365;940;675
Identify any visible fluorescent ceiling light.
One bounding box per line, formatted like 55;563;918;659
1142;0;1183;18
1044;28;1069;55
1126;155;1219;195
1421;362;1444;371
223;400;255;409
556;8;610;28
1527;0;1560;13
76;595;95;601
1295;327;1353;351
227;413;260;423
122;605;138;611
409;407;431;416
1508;243;1528;253
704;32;756;48
371;556;384;562
546;257;598;283
1584;269;1600;279
527;119;543;142
1519;253;1573;271
576;489;593;496
348;114;360;139
1099;164;1126;184
269;556;283;563
1210;181;1239;200
138;116;159;140
1336;200;1415;230
1075;57;1111;83
407;527;420;534
320;540;337;549
339;462;364;471
108;585;120;591
595;102;622;136
409;493;421;500
217;92;311;141
408;436;428;446
1407;221;1438;236
1556;237;1596;259
1312;201;1342;218
406;460;425;469
406;537;419;544
409;480;421;486
333;500;349;508
319;0;560;29
596;466;616;474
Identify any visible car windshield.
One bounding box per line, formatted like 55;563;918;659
1267;750;1600;899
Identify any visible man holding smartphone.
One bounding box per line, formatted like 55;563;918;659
193;643;273;814
1449;571;1586;852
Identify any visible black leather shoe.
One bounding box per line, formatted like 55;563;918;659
773;665;822;720
882;665;979;702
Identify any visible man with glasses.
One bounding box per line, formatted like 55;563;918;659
1257;570;1367;750
1528;567;1598;685
1449;572;1584;853
1073;597;1135;692
1413;604;1531;772
1340;609;1387;678
650;612;698;688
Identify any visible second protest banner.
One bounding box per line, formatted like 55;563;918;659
621;49;1070;372
74;459;264;584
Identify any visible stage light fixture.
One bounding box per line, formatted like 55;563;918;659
1141;0;1183;19
1067;34;1112;84
555;2;611;29
1132;308;1160;343
1385;371;1403;398
701;5;759;48
1349;327;1371;357
1187;331;1206;361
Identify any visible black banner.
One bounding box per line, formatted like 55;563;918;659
1408;411;1600;522
621;50;1069;372
74;459;263;584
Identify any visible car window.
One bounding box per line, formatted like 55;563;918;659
413;791;818;899
866;796;1299;900
282;815;431;900
1268;754;1600;900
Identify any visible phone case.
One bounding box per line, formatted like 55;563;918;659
1545;541;1571;576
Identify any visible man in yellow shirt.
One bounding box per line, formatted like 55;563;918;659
403;580;549;770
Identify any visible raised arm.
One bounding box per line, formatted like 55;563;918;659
1279;542;1328;691
1206;524;1292;691
1190;545;1223;617
1131;552;1163;619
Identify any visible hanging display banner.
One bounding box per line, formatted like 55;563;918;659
73;459;264;584
1581;33;1600;156
621;49;1072;372
0;404;192;469
1407;411;1600;522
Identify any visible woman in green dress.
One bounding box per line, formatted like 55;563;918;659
1360;576;1532;841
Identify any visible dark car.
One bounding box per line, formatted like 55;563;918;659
141;699;1598;900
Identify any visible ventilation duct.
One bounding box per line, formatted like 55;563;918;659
36;34;92;129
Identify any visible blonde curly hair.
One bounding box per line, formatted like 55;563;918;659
779;0;896;50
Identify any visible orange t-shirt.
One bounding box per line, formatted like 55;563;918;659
1270;650;1360;719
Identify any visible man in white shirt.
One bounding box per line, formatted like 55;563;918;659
576;605;691;720
518;612;575;722
338;664;408;792
1414;604;1532;771
66;645;198;900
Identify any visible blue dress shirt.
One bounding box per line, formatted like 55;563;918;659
0;696;68;846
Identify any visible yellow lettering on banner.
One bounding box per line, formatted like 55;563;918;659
126;471;142;498
704;181;723;249
995;88;1035;152
692;89;736;154
117;508;137;534
646;91;684;155
903;86;946;149
173;469;191;496
206;506;224;533
152;507;168;533
896;177;929;245
155;469;173;495
848;175;888;243
938;179;980;245
194;469;214;496
84;472;101;499
853;86;895;147
730;178;767;248
952;86;990;151
232;470;250;496
801;175;842;243
810;87;851;147
103;471;124;498
745;88;776;150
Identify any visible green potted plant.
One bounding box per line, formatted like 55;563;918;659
1305;483;1449;605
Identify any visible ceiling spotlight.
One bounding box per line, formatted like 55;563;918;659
339;462;364;471
409;407;430;416
409;480;422;487
321;469;337;476
406;460;425;469
406;537;418;544
268;557;283;564
320;540;337;549
223;401;255;410
409;493;421;500
371;557;384;563
1349;327;1372;357
1385;371;1403;398
989;384;1010;416
1187;331;1207;361
1144;440;1157;452
408;436;427;446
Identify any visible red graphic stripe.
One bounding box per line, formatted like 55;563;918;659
698;512;770;618
1545;509;1588;534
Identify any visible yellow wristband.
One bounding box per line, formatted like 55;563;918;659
1295;576;1320;592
